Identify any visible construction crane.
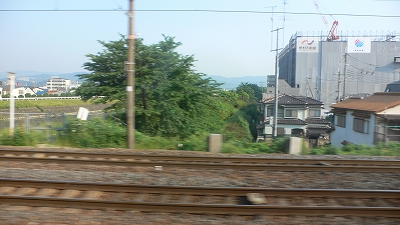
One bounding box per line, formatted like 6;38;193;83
313;0;339;41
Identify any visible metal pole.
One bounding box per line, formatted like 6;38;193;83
342;53;347;100
272;28;283;138
336;71;341;103
8;72;15;137
126;0;135;149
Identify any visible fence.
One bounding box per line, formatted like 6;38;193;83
0;112;105;141
0;97;82;101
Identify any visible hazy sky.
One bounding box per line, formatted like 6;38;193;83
1;0;399;77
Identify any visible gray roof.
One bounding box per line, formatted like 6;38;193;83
385;80;400;92
261;94;324;108
264;117;308;125
305;118;331;124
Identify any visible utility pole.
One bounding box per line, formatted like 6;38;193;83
8;72;15;137
342;53;347;101
126;0;135;150
271;27;283;138
336;71;341;103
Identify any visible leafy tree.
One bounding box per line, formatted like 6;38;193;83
221;83;263;140
76;36;222;137
236;82;263;103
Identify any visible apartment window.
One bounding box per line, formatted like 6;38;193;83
285;109;298;118
309;109;321;117
353;118;369;133
336;115;346;128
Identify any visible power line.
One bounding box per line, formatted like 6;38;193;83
0;9;399;18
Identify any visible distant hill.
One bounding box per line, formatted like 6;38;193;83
0;71;269;90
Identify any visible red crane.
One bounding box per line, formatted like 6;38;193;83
313;0;339;41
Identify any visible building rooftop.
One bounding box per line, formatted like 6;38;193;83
330;92;400;112
261;94;324;108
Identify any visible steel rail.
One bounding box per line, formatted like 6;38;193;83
2;155;400;172
1;149;400;166
2;178;400;199
1;195;399;217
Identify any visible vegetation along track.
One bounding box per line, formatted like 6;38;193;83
1;178;400;217
1;149;400;172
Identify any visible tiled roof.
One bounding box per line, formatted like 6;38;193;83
261;94;324;107
330;92;400;112
264;117;307;125
307;125;331;129
305;118;331;124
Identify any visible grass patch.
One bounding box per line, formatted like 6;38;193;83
0;99;95;109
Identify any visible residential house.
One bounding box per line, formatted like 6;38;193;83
32;87;45;94
330;92;400;146
257;94;331;142
1;85;36;98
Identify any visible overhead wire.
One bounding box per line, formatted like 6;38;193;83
0;9;399;18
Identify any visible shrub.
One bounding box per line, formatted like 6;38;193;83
323;145;340;155
0;128;36;146
59;118;126;148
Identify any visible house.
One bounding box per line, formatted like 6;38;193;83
330;92;400;146
257;94;331;142
1;85;36;98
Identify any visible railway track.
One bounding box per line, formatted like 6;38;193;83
1;149;400;172
1;178;400;217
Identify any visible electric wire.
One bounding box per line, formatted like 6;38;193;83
0;9;399;18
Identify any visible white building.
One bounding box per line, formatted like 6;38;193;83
46;76;71;92
1;85;36;97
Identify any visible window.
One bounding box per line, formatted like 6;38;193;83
278;108;284;118
18;90;24;95
336;115;346;128
285;109;298;118
353;118;369;133
267;108;273;117
309;109;321;117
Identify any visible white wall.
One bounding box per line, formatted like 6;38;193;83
264;124;306;137
331;110;376;147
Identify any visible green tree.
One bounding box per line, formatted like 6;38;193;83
76;36;222;137
221;83;263;141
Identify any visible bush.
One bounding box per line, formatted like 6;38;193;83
0;128;36;146
323;145;340;155
59;118;126;148
270;137;289;153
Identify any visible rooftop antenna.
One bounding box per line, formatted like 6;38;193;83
265;6;277;51
282;0;287;48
